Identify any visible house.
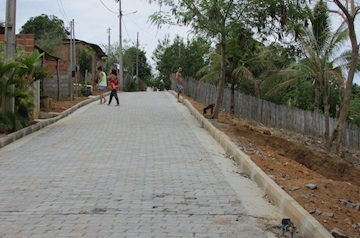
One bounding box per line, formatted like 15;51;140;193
1;28;106;117
42;38;106;100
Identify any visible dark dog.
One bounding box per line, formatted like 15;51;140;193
203;104;215;115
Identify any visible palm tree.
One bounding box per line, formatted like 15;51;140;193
18;50;46;84
303;2;353;150
0;60;27;112
329;0;360;154
279;0;350;150
197;51;263;116
1;50;47;122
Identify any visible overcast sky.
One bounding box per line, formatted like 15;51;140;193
0;0;192;68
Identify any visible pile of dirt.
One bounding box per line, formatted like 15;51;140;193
186;97;360;238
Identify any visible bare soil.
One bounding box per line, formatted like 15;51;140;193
41;97;90;113
44;94;360;237
185;97;360;238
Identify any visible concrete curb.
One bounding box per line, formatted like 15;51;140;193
172;91;333;238
0;92;109;149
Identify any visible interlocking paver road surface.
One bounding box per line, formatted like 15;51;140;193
0;91;282;238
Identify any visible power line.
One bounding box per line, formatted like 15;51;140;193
125;15;157;39
99;0;118;14
122;18;135;44
56;0;70;23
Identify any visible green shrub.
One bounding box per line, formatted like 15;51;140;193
80;86;92;97
0;113;13;134
0;112;30;134
14;87;35;120
126;81;137;92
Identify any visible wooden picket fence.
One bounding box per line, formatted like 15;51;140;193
171;75;360;149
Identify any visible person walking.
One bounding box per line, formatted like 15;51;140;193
176;66;184;103
97;66;107;104
107;69;120;106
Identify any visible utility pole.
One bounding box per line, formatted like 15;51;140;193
73;20;77;98
118;0;124;91
69;19;74;100
136;32;139;91
107;27;111;69
3;0;16;113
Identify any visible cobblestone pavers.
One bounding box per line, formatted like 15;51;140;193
0;92;280;237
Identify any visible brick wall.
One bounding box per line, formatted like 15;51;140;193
0;34;34;56
44;59;68;73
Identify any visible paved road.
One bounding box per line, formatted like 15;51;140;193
0;91;282;238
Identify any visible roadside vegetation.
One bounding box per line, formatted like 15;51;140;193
0;44;49;134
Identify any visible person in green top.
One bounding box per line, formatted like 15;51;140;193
97;66;107;104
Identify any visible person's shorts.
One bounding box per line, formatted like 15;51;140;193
177;84;184;93
98;85;106;91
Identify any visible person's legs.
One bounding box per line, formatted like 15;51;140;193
98;86;107;104
113;90;120;105
108;91;114;105
99;91;103;103
177;84;181;102
177;85;184;102
178;88;184;103
99;90;107;104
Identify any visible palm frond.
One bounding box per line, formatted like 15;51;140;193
232;66;260;97
264;78;298;97
232;66;254;81
196;65;211;77
199;71;219;84
329;66;345;87
0;61;26;78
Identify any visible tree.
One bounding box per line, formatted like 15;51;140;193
232;0;359;154
0;61;26;112
152;35;209;89
148;0;311;119
326;0;360;153
123;46;152;91
19;14;69;53
256;43;300;103
152;35;176;89
13;50;48;120
302;19;347;149
178;37;210;79
272;0;359;151
197;33;261;115
249;0;311;43
295;0;360;152
0;49;48;133
100;42;121;73
225;24;262;115
79;46;95;80
149;0;253;119
348;84;360;126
